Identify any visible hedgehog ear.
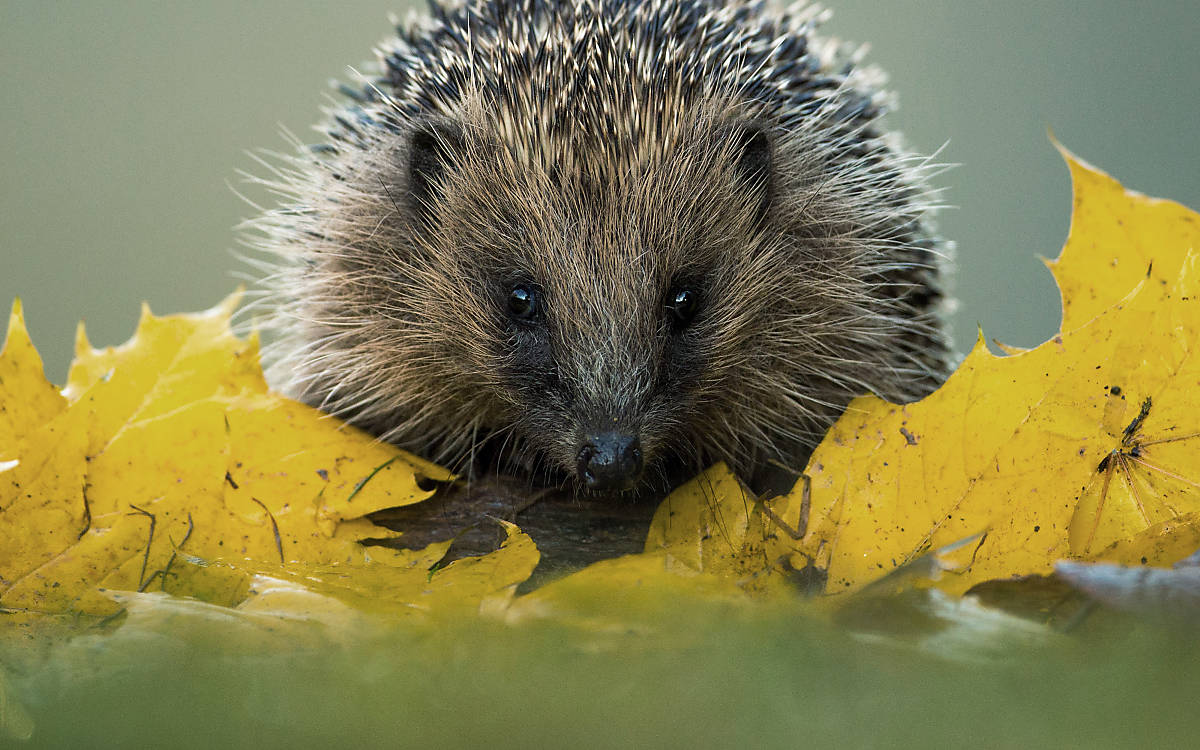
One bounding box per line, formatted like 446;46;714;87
407;118;464;221
725;123;773;224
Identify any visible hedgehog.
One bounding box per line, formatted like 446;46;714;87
247;0;951;497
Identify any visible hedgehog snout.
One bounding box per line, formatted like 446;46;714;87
576;431;644;492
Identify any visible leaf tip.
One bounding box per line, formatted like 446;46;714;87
222;286;246;315
242;328;263;357
962;326;998;361
1050;134;1100;177
4;298;30;351
990;338;1028;356
73;320;92;357
1053;138;1118;198
2;298;47;372
972;325;988;350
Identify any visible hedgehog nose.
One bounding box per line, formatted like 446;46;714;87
577;432;643;492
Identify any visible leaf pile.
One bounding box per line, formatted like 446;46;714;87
3;148;1200;629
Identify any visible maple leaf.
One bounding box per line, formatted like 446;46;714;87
747;151;1200;594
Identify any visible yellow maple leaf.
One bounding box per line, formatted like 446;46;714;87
752;153;1200;595
0;295;483;618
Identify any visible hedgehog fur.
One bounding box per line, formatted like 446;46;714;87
246;0;952;495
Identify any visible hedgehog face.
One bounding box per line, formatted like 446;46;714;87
392;116;781;492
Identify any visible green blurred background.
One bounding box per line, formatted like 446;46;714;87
3;1;1198;382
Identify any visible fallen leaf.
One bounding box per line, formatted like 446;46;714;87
753;154;1200;595
0;295;457;618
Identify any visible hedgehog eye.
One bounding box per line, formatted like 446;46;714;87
667;288;700;328
507;285;540;321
